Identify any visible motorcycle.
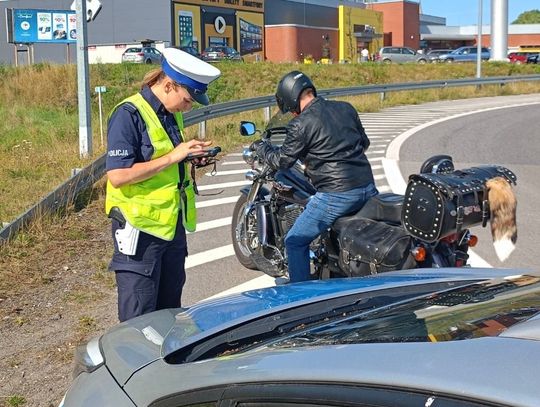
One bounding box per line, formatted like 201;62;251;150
231;120;517;280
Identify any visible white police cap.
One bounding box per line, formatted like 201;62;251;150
161;47;221;105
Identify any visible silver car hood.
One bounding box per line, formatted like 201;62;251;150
99;308;179;386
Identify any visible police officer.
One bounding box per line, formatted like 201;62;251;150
105;47;221;322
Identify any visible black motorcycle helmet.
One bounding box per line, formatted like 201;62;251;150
275;71;317;114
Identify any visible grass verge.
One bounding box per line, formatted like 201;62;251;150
1;62;539;224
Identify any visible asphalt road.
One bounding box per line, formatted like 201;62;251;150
181;94;540;306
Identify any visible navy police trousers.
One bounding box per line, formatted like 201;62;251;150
109;219;187;322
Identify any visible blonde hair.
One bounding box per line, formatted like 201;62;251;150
141;68;166;89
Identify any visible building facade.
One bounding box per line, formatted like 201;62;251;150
369;0;420;49
1;0;540;65
421;19;540;52
171;0;264;62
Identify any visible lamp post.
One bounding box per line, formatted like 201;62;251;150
75;0;92;158
491;0;509;61
476;0;482;79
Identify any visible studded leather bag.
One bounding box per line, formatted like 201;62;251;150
402;165;516;243
337;218;415;276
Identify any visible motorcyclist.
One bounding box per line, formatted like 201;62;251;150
254;70;378;282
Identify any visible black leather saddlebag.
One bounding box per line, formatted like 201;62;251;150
402;165;516;243
337;218;415;276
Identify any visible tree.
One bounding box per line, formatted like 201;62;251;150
512;9;540;24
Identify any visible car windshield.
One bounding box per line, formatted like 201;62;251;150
165;275;540;364
125;48;142;53
270;275;540;348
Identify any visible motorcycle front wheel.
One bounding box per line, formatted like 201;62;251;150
231;194;259;270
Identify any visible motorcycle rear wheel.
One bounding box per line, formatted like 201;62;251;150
231;194;259;270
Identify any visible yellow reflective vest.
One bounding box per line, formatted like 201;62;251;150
105;93;197;240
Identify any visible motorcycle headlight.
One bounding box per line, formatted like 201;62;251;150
72;336;104;379
245;170;260;181
243;148;256;165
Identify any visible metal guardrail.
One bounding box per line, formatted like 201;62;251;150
2;74;540;244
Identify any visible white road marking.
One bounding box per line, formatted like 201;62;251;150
196;196;239;208
197;180;251;191
206;169;248;176
186;244;235;269
188;217;232;233
222;160;247;165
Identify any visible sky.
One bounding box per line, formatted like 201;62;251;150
418;0;540;26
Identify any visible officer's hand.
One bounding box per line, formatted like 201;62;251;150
171;139;212;163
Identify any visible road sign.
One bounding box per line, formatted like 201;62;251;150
214;16;226;34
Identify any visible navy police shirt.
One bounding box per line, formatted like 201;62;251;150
106;86;185;181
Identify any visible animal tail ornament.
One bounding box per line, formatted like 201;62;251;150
486;177;517;262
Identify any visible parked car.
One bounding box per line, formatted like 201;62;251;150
60;268;540;406
376;46;428;64
425;48;453;63
174;45;201;59
201;46;243;62
526;53;540;64
507;51;531;64
438;46;490;63
121;47;162;64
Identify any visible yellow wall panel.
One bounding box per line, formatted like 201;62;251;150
338;5;383;63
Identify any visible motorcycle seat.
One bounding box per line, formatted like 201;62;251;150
333;193;404;230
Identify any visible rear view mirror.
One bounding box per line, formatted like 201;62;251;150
240;121;256;136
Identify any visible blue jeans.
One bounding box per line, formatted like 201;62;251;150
285;183;378;283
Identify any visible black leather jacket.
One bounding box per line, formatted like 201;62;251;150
258;97;374;192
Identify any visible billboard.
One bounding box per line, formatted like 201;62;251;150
7;9;77;44
239;17;262;55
